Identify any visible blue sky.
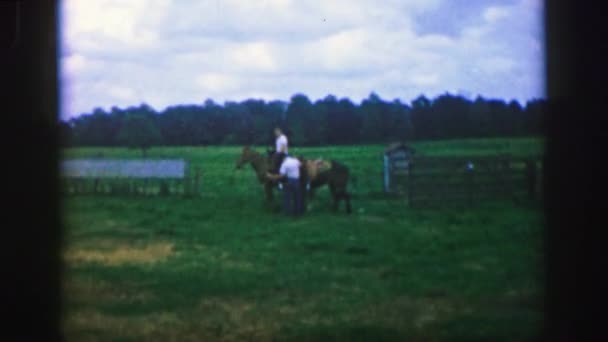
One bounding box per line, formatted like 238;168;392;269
59;0;545;119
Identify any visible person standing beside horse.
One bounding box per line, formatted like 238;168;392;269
267;155;304;217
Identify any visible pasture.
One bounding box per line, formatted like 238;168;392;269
61;138;544;341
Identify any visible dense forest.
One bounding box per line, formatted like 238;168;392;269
59;92;545;149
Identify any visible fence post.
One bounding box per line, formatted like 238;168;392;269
526;158;537;200
160;180;169;197
194;167;200;196
538;159;543;200
383;154;390;193
466;161;474;207
501;157;512;200
408;159;414;207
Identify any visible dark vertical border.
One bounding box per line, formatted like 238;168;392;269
2;0;63;341
542;0;607;340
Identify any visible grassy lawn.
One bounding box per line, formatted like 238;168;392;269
61;137;544;341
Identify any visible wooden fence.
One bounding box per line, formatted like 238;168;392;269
407;155;542;207
61;159;201;197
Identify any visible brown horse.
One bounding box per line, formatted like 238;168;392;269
235;146;279;203
300;156;352;214
235;146;352;214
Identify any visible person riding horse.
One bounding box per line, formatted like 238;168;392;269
271;126;288;173
237;146;353;214
268;126;289;189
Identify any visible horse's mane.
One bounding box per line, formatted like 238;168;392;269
242;148;271;183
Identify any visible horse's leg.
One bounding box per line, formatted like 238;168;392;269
265;182;281;212
335;189;350;214
329;184;339;212
265;182;273;202
330;176;351;214
301;183;308;213
342;189;352;214
308;186;316;202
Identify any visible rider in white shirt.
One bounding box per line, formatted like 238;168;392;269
275;127;288;155
272;126;288;173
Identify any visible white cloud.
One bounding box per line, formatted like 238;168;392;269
479;56;516;74
60;0;545;118
107;85;137;102
63;54;87;73
196;73;240;93
64;0;171;50
229;42;278;72
410;73;440;86
315;28;374;70
415;34;455;48
483;6;511;23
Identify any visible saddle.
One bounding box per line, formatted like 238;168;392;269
305;159;331;182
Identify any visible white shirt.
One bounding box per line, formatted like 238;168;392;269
279;157;301;179
275;134;288;154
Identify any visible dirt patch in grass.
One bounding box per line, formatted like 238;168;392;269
196;297;281;340
63;278;154;305
63;279;115;302
195;294;358;341
63;310;186;341
64;242;175;266
199;297;255;319
64;293;459;341
65;303;277;341
354;295;460;333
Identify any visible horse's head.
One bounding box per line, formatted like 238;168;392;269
236;146;253;169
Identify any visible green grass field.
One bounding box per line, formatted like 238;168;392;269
61;137;545;341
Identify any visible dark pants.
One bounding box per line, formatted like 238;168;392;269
283;178;303;216
272;152;287;190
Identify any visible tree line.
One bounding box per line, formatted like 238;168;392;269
59;92;545;151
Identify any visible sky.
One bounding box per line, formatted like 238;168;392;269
59;0;545;120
